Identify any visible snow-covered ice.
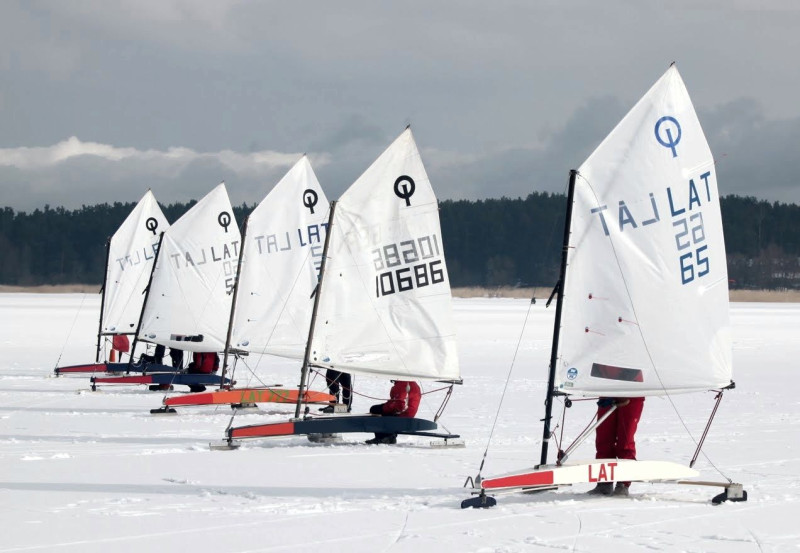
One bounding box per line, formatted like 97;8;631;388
0;293;797;552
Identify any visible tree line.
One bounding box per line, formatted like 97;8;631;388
0;194;798;289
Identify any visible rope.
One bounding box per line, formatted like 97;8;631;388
575;172;732;481
472;295;537;481
53;293;89;371
470;188;566;478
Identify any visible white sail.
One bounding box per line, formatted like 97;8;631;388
556;65;732;397
138;183;241;353
231;157;329;358
101;191;169;335
309;128;460;381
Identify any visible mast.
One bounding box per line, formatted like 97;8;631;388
294;201;336;418
128;231;165;369
95;237;112;363
220;216;249;387
540;169;577;466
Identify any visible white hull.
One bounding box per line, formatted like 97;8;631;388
480;459;699;491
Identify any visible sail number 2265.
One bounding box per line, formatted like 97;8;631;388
372;234;445;297
674;212;708;285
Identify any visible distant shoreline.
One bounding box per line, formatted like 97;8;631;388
1;284;799;302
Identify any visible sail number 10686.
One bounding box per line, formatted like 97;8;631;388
372;235;445;297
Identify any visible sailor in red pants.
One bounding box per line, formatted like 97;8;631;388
588;397;645;496
366;380;421;444
186;352;219;392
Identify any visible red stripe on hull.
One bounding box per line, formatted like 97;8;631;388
482;470;555;490
230;422;296;439
56;364;109;374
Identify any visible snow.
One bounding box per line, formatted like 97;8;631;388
1;293;797;552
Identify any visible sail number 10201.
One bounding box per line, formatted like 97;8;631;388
373;235;445;297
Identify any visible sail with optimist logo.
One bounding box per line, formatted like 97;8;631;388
137;183;241;353
231;156;330;360
307;128;460;382
557;64;732;398
463;64;745;507
54;191;170;374
101;191;171;343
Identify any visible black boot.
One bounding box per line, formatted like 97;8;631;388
613;482;630;497
365;434;397;445
587;482;614;496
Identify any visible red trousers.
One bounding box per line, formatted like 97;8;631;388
595;397;645;460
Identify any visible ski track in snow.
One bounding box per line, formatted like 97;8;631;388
0;294;798;552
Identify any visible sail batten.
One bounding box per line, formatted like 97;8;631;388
557;65;732;397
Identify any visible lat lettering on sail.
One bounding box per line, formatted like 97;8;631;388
590;192;661;236
252;223;328;255
115;240;160;271
666;169;714;285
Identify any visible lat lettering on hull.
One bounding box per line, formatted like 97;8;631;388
588;462;617;482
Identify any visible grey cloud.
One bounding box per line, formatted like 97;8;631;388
702;100;800;203
1;1;799;209
1;92;797;212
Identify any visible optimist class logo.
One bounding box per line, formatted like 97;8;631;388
218;211;232;233
655;116;682;158
302;189;319;214
145;217;159;235
393;175;416;207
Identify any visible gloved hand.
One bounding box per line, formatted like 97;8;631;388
597;397;614;408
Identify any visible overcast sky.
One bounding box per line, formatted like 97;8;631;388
1;0;798;211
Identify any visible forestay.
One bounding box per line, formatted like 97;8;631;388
138;183;240;353
231;157;329;358
101;191;169;335
557;65;732;397
309;128;460;381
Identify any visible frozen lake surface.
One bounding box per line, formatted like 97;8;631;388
0;294;797;552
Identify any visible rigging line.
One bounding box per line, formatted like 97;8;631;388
472;295;537;480
53;293;90;370
421;385;453;395
576;172;731;480
230;356;266;389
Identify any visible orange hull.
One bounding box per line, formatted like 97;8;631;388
164;388;335;407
